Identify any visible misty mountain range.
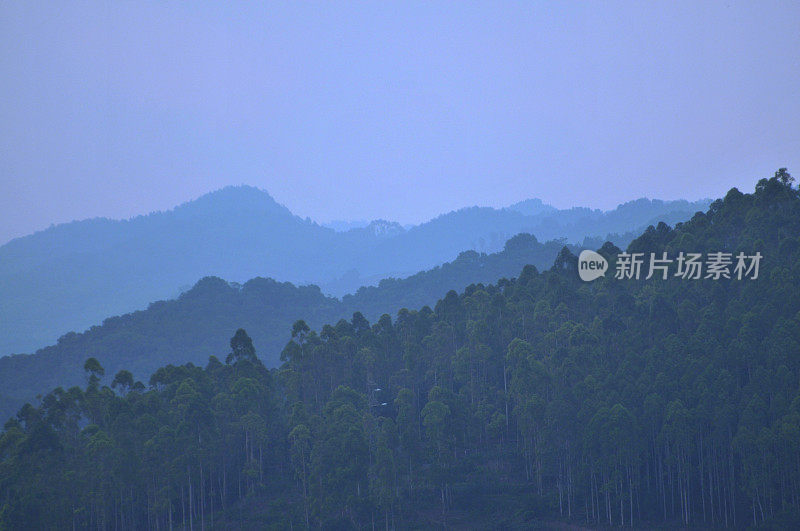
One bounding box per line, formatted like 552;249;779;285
0;185;709;356
0;232;572;420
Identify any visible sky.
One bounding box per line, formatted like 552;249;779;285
1;1;799;244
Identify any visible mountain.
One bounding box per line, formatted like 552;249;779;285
507;197;714;243
0;186;344;357
1;173;797;529
318;197;709;294
339;233;565;318
0;233;567;421
0;185;708;356
322;219;371;232
506;197;558;216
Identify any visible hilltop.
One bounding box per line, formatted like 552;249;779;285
0;186;708;356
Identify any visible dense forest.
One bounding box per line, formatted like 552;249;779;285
0;173;797;529
0;233;572;423
0;184;708;357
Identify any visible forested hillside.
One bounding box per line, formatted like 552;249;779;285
0;172;797;529
0;185;707;356
0;234;566;422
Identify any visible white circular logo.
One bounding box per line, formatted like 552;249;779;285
578;250;608;281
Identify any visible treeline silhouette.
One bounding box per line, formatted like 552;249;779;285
0;172;797;528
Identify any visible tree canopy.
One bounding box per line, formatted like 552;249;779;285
0;174;798;528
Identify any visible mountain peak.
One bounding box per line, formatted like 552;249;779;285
186;185;279;206
174;185;294;219
506;198;557;217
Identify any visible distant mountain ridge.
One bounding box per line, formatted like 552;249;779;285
506;197;557;216
0;185;709;355
0;231;569;421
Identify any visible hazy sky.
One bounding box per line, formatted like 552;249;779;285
2;2;799;244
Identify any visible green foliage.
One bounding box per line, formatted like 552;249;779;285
0;175;798;528
0;184;706;360
0;233;583;421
